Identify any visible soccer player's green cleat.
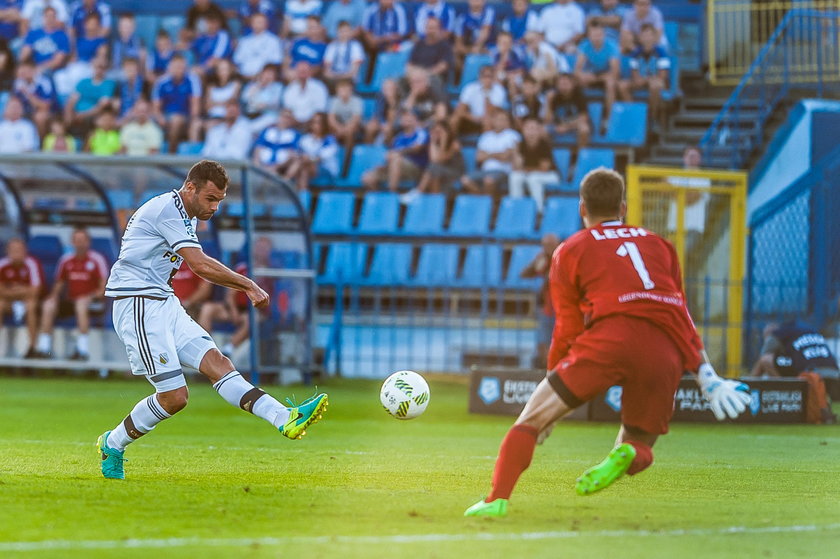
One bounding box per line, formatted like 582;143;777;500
97;430;126;480
575;442;637;496
464;498;508;517
280;393;328;440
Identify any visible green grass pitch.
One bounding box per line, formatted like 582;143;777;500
0;376;838;559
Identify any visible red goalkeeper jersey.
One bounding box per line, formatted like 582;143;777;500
547;220;703;372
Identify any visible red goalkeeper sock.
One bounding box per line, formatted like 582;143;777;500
487;424;538;502
626;440;654;476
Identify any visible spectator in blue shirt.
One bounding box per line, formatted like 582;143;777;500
69;0;111;40
454;0;495;63
501;0;539;44
238;0;278;35
363;109;429;191
21;6;70;71
574;22;620;123
116;56;147;122
618;23;670;128
112;13;145;72
65;57;115;132
152;53;202;152
361;0;409;53
492;31;525;100
588;0;628;44
75;11;107;64
146;29;176;81
407;16;454;84
13;59;55;136
252;109;302;176
0;0;23;42
323;20;366;88
191;13;232;74
415;0;455;40
322;0;366;39
286;16;327;79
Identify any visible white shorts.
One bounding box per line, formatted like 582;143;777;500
112;295;218;392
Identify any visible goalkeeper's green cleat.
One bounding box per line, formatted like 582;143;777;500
97;430;126;480
280;393;328;440
575;443;636;496
464;498;508;517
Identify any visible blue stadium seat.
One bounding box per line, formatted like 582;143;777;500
271;191;311;218
494;196;538;239
541;196;582;239
363;243;412;286
401;193;445;236
225;201;267;217
28;234;64;285
600;102;648;146
505;245;542;290
552;148;572;182
135;15;160;54
411;244;459;287
160;15;185;41
447;194;492;237
311;191;355;235
362;97;376;120
199;238;221;260
358;51;410;93
90;237;117;264
335;144;386;188
461;146;477;175
570;148;615;190
357;192;399;235
139;188;160;205
458;244;502;288
177;141;204;155
588;102;604;135
460;53;494;90
319;242;368;285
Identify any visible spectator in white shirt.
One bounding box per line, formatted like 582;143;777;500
288;112;340;191
282;61;329;126
21;0;69;33
233;13;283;78
0;97;39;153
119;99;163;156
202;100;253;160
450;64;507;135
523;30;569;88
241;64;283;133
538;0;586;54
322;20;365;89
460;108;520;194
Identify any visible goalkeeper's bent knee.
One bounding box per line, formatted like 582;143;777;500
625;440;653;476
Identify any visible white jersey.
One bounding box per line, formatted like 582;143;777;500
105;190;201;299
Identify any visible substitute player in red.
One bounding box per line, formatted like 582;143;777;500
0;238;45;357
465;168;751;517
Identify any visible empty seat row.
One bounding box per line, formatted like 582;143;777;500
317;242;543;290
311;193;582;240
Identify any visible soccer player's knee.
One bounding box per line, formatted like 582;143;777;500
158;388;189;414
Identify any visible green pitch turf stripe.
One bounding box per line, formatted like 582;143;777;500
2;523;840;552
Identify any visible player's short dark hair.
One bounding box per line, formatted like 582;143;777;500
580;167;624;217
187;160;230;191
72;226;90;238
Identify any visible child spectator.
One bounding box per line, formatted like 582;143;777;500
407;16;454;84
322;0;366;39
509;117;560;213
361;0;409;75
511;75;545;130
293;112;340;191
86;107;121;154
0;237;44;359
43;118;77;152
75;11;107;64
363;77;399;144
398;68;447;125
501;0;539;44
492;31;525;99
69;0;112;40
0;97;39;153
450;64;507;135
191;13;232;75
523;30;569;88
146;30;176;81
400;120;464;204
544;72;591;147
574;22;620;123
537;0;586;54
119;99;163;155
619;23;670;128
282;60;328;126
35;227;108;360
203;58;241;125
21;6;70;72
284;0;323;38
460;108;520;195
323;20;365;88
362;109;429;191
65;57;116;133
116;56;147;122
588;0;628;44
621;0;666;52
152;53;202;152
233;12;283;79
238;0;277;35
13;59;56;137
202;99;252;160
414;0;455;39
241;64;283;133
454;0;495;64
111;13;145;71
287;16;327;79
253;109;301;176
327;78;362;174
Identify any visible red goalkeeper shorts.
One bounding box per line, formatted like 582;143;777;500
548;315;684;435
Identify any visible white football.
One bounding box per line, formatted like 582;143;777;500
380;370;430;420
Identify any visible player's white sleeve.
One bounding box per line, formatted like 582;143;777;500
156;200;201;252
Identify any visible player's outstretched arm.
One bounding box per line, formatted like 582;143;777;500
694;350;751;421
177;247;269;309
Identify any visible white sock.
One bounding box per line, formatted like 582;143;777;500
213;371;290;428
76;334;89;355
36;333;51;353
106;395;172;451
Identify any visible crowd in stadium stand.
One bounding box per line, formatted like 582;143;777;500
0;0;673;205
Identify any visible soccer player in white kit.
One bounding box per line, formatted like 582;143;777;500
97;160;328;480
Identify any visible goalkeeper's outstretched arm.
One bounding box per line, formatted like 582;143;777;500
693;350;751;420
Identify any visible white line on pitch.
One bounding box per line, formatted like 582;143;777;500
2;523;839;552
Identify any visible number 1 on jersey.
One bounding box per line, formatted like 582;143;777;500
616;241;655;290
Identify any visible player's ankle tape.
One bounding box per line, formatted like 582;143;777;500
239;387;266;413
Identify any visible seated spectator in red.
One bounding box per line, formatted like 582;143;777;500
69;0;112;40
450;64;507;135
64;57;116;133
544;72;591;148
43;118;78;152
323;20;366;88
414;0;455;40
13;59;56;137
397;68;447;126
509;118;561;213
407;16;454;84
454;0;495;68
327;78;362;174
203;58;242;128
621;0;666;52
86;108;121;155
191;13;232;75
0;97;40;153
119;99;163;155
282;61;329;126
146;30;176;81
400;120;464;204
253;109;302;177
323;0;366;39
363;109;429;191
241;64;283;133
202;100;253;160
291;112;340;191
285;16;327;80
460;108;520;195
492;31;526;100
171;261;211;319
501;0;539;44
111;13;145;71
511;75;545;130
116;56;148;124
0;238;44;358
361;0;410;67
74;11;108;66
152;53;202;152
574;22;620;123
363;77;399;144
34;228;108;360
20;6;70;72
185;0;227;42
233;13;283;79
619;23;670;128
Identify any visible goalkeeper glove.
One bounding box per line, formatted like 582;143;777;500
696;363;751;421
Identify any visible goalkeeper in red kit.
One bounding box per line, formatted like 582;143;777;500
465;168;751;517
